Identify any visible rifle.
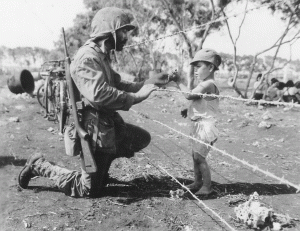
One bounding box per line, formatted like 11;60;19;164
61;27;97;174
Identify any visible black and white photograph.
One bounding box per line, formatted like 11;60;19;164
1;0;300;230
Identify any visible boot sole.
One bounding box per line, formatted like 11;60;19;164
18;153;43;189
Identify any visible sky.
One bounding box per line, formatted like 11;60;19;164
205;2;300;61
0;0;86;49
0;0;299;61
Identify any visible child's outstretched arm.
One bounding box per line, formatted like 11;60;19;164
191;81;216;100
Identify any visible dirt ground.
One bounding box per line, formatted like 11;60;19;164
1;76;300;231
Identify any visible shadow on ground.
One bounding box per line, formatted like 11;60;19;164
103;176;297;203
20;175;297;204
0;156;26;168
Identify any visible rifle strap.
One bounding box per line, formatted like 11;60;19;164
92;112;99;154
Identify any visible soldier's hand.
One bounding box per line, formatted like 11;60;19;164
133;84;157;104
181;108;188;118
146;72;169;86
168;71;179;83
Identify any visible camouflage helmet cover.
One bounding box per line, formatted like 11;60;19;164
90;7;136;39
190;48;222;70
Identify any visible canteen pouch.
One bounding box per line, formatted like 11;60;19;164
64;123;82;156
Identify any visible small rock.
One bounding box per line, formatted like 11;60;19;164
283;107;291;111
244;112;253;117
15;105;25;111
237;120;249;128
8;117;20;122
22;220;31;228
278;138;284;142
264;137;274;141
47;127;54;132
10;134;15;139
169;98;175;102
161;108;167;113
252;141;259;147
178;122;188;126
258;105;264;110
258;121;271;128
227;119;232;122
263;154;269;158
170;189;184;199
262;111;273;120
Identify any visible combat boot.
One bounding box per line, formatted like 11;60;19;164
18;153;44;189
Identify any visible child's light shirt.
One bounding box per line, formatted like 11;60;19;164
188;79;220;121
253;81;266;94
188;80;220;155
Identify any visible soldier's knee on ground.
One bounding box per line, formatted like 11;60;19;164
135;128;151;150
142;129;151;148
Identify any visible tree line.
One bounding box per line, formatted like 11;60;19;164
1;0;299;98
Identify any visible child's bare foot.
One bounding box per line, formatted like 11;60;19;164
185;182;202;192
194;186;213;196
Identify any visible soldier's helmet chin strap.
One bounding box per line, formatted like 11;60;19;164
111;30;119;64
112;31;117;51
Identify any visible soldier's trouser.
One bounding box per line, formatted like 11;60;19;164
32;123;151;197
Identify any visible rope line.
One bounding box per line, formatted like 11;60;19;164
157;88;300;108
138;151;236;230
158;165;237;231
130;109;300;193
124;0;284;48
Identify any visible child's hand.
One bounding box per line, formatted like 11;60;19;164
181;108;188;118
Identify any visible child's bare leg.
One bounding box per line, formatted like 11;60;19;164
186;151;203;191
194;145;212;195
195;155;212;195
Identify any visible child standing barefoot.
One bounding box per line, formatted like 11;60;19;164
172;48;221;196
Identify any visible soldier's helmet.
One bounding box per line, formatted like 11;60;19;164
90;7;136;39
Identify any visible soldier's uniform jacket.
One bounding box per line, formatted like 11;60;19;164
68;7;143;155
70;40;142;114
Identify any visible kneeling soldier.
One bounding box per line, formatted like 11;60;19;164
18;7;170;197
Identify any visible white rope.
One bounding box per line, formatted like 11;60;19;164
157;88;300;108
124;0;285;48
158;165;237;231
140;152;237;230
130;109;300;193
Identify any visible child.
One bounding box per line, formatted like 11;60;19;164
252;73;267;100
282;80;298;103
172;48;221;196
263;78;279;101
294;81;300;103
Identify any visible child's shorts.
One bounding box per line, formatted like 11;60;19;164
190;118;219;158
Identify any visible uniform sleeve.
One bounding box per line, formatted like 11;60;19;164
72;57;135;111
113;70;144;93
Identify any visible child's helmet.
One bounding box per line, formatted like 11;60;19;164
190;48;222;70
